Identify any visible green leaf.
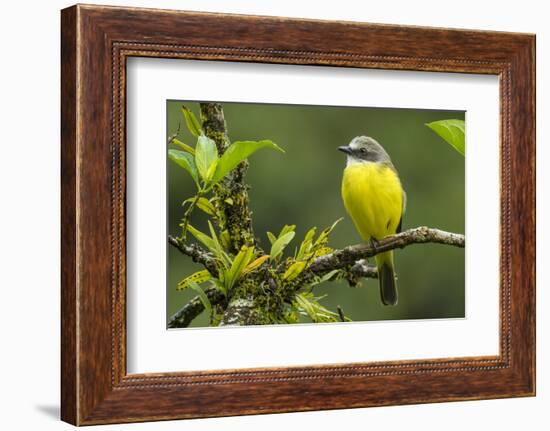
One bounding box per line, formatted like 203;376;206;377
211;140;284;184
207;220;222;251
296;227;317;260
196;198;216;216
281;308;300;324
168;150;199;185
183;197;216;216
177;270;211;290
270;231;295;260
426;119;465;156
186;224;218;252
279;224;296;238
242;255;270;275
294;293;339;323
283;261;307;281
207;221;232;268
171;138;195;155
224;246;255;291
195;136;219;181
302;227;317;245
181;106;203;137
314;218;342;248
266;232;277;245
307;269;341;288
188;281;212;314
206;158;219;181
319;269;341;283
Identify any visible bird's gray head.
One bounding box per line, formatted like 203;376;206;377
338;136;392;166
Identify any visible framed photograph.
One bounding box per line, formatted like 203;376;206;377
61;4;535;425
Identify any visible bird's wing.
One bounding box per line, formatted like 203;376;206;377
397;190;407;234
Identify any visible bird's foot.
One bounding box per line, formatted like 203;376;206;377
369;238;379;249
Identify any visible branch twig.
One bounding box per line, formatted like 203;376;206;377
350;260;378;279
307;226;464;276
168;287;225;328
168;235;219;276
219;296;268;326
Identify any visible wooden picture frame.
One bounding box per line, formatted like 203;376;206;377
61;4;535;425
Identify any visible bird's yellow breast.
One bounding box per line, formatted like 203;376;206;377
342;162;404;241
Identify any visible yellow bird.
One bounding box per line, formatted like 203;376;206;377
339;136;406;306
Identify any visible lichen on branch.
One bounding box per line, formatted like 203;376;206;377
306;226;465;276
168;286;225;329
168;235;219;276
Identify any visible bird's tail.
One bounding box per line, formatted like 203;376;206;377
375;251;398;306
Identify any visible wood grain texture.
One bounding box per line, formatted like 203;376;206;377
60;5;78;425
60;4;536;425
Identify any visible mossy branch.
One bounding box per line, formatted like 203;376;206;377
306;226;465;277
168;286;225;329
168;226;464;328
199;103;257;252
168;235;218;276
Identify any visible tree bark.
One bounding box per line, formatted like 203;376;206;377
307;226;464;276
167;287;225;329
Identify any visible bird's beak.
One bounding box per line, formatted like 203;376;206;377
338;145;352;155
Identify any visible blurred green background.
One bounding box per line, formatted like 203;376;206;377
166;101;465;327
